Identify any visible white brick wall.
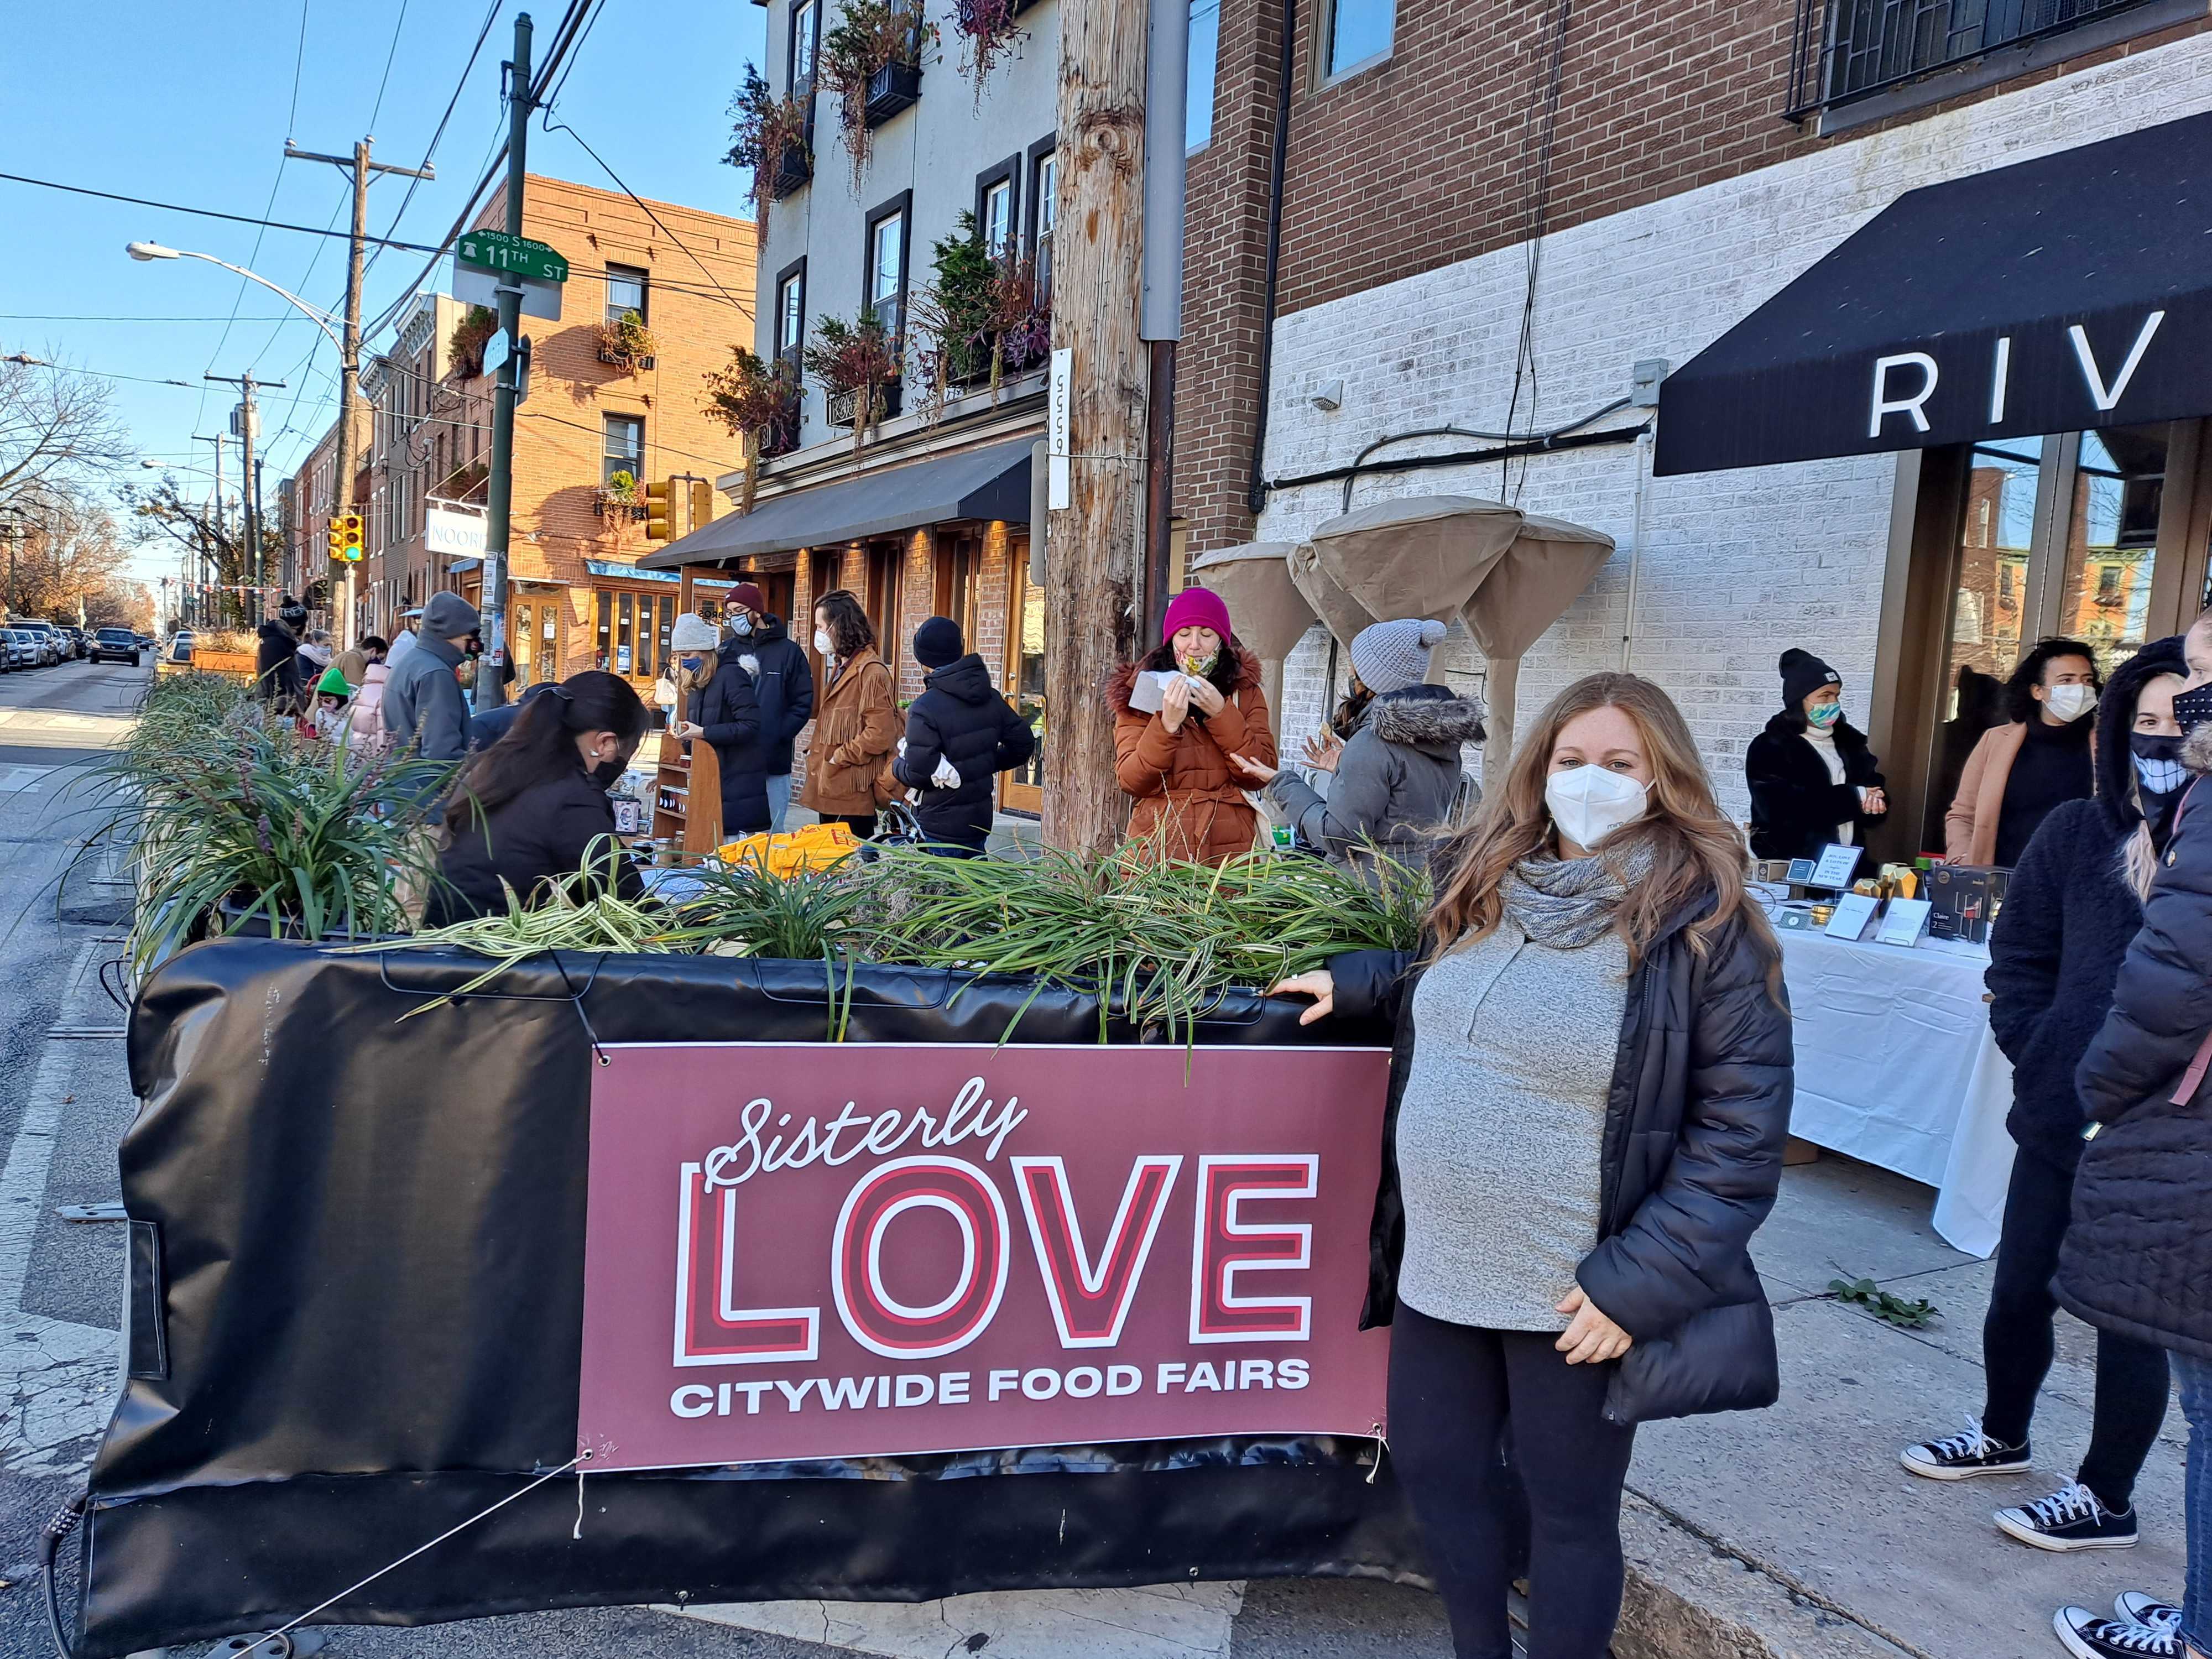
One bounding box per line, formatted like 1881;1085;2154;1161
1256;31;2212;823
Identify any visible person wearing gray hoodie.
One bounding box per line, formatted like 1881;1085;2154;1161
1231;618;1485;880
380;591;479;763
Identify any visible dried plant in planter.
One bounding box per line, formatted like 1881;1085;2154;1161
804;309;899;455
951;0;1026;101
817;0;936;186
447;306;497;380
597;308;658;368
910;214;1052;418
724;65;812;217
702;346;802;511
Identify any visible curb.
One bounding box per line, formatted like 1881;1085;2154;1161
1615;1493;1928;1659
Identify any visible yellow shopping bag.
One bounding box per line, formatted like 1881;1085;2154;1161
716;821;863;877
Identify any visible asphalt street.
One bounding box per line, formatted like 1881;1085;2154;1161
0;660;1459;1659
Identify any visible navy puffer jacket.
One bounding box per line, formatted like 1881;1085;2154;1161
1327;875;1793;1425
2058;718;2212;1362
696;635;767;835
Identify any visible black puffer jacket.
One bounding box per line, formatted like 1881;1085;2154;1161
2058;718;2212;1362
1745;712;1885;860
427;761;645;926
696;635;768;836
738;615;815;776
254;619;302;711
1984;637;2183;1170
892;654;1035;849
1328;889;1793;1425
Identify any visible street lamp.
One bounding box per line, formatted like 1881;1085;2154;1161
123;242;345;353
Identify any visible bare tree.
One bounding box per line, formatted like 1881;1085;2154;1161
117;475;284;629
0;354;133;505
0;484;138;622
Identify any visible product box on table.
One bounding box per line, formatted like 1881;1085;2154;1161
1926;864;2009;943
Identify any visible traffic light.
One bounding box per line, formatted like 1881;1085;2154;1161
690;479;714;531
326;517;345;562
338;512;364;564
644;478;675;541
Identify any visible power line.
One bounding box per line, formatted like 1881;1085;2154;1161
0;173;446;252
284;0;312;138
540;115;753;317
359;0;504;292
367;0;414;132
0;313;312;323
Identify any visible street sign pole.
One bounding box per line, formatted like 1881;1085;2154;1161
478;11;534;712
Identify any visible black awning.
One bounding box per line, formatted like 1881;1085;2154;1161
639;436;1033;569
1655;111;2212;477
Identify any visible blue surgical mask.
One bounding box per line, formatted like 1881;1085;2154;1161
732;614;754;636
680;655;703;671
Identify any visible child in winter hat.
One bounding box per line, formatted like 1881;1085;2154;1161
1349;618;1449;696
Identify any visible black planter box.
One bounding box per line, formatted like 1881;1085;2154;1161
827;378;904;427
864;58;922;126
771;142;813;199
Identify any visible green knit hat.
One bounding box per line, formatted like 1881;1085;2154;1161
316;665;352;698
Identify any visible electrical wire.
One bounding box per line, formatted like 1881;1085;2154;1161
1500;0;1572;504
367;0;414;132
0;173;446;252
540;115;753;316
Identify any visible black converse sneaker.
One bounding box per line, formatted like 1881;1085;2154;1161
1996;1481;2138;1551
2055;1606;2177;1659
1900;1418;2031;1480
2115;1595;2182;1633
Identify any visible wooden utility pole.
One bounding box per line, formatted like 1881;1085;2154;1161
288;137;435;646
1043;0;1151;854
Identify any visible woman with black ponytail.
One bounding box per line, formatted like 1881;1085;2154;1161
426;670;649;925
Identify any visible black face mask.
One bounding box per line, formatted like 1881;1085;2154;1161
588;755;627;790
2132;733;2190;848
2172;682;2212;734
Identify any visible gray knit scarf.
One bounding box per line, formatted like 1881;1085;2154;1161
1501;841;1654;950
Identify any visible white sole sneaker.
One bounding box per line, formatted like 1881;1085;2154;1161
1996;1507;2138;1551
1899;1446;2032;1480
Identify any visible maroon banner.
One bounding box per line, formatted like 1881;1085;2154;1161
578;1042;1393;1472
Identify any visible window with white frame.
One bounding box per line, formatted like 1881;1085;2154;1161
606;264;648;326
602;413;644;485
792;0;818;84
777;268;806;362
982;178;1014;258
868;208;905;338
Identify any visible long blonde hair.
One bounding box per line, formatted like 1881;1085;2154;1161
1427;671;1776;974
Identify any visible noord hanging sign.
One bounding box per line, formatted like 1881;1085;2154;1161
456;228;569;285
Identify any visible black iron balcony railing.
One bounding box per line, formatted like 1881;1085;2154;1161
1785;0;2161;119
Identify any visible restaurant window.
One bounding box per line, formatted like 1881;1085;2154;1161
865;199;908;342
1902;421;2206;856
606;264;648;327
602;413;645;485
865;544;901;670
1187;0;1218;149
1001;542;1047;816
791;0;818;85
1319;0;1391;79
935;531;980;645
595;591;613;670
538;603;561;683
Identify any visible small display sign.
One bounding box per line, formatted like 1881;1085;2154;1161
1809;843;1864;892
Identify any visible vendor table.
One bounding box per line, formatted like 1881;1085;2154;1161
1776;925;2015;1258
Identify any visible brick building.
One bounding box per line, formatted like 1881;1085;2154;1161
1173;0;2212;849
296;173;758;700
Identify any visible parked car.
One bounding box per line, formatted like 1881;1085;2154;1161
90;627;142;667
168;631;196;665
1;629;34;671
13;621;62;665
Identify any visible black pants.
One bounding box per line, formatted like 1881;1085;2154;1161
1390;1304;1637;1659
1983;1144;2169;1511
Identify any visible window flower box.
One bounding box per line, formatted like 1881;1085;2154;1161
827;380;903;428
863;59;922;127
772;144;813;199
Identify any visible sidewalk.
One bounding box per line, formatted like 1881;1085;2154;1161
677;1155;2186;1659
1618;1153;2188;1659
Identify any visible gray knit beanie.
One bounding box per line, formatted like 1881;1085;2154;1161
1349;618;1449;696
670;612;720;653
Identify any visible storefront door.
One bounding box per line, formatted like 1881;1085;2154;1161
1895;419;2212;854
1000;541;1045;816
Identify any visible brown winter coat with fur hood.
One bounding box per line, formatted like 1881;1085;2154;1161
1107;647;1277;865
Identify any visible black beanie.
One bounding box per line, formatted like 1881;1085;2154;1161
914;615;964;669
1779;648;1841;711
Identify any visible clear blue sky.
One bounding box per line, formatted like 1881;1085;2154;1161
0;0;765;580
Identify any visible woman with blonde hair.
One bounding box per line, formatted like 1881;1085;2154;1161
1271;671;1792;1659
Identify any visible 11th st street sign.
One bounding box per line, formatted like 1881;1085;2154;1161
456;229;568;285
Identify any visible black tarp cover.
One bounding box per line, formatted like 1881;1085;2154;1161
82;941;1422;1657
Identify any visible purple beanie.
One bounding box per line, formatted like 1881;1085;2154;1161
1161;586;1233;645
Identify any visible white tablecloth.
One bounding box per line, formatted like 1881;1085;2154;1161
1776;925;2015;1257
